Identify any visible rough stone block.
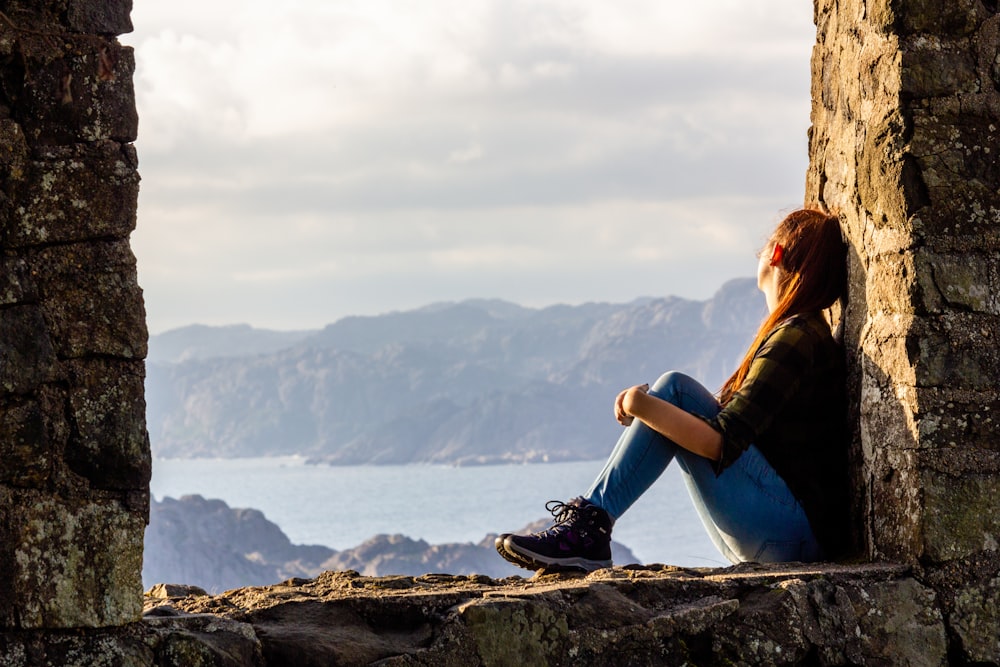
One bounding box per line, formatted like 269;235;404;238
65;358;150;491
27;240;147;360
859;312;918;386
863;251;922;316
13;37;137;145
10;142;139;247
0;305;58;394
857;112;925;225
867;447;924;561
859;379;917;463
765;576;947;666
852;578;947;664
145;615;265;667
0;628;154;667
912;110;1000;194
0;395;54;488
862;0;902;34
907;46;978;102
915;389;1000;451
0;255;36;306
0;491;145;628
459;599;569;665
911;191;1000;248
916;251;1000;315
951;574;1000;663
911;314;1000;391
898;0;992;36
920;448;1000;562
67;0;134;36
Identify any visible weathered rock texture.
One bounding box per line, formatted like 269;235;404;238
807;0;1000;565
0;1;148;629
806;2;1000;661
139;564;948;667
0;564;949;667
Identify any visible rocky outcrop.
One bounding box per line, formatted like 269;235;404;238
5;560;997;665
144;495;331;593
132;563;948;666
144;495;639;592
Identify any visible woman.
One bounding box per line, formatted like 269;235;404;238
496;208;850;571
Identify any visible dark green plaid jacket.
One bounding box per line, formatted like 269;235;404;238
709;312;849;557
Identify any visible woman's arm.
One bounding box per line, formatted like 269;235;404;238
619;385;723;461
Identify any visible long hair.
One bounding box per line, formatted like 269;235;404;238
718;208;847;405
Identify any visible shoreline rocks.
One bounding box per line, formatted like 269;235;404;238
144;495;639;592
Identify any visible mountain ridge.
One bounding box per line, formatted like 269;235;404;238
145;278;766;464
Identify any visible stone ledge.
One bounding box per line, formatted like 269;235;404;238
124;562;948;667
4;561;991;665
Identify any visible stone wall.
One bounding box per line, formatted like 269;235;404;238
806;3;1000;659
0;1;148;628
806;0;1000;562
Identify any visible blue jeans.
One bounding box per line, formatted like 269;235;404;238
583;371;822;564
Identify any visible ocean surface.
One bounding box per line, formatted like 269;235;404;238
149;457;726;569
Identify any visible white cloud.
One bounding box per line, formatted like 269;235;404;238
124;0;817;333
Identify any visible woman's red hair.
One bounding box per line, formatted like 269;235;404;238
718;209;847;405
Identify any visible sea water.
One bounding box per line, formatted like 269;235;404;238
149;457;726;568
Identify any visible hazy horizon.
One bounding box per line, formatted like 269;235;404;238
147;275;757;335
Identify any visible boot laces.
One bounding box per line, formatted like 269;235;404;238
536;500;590;538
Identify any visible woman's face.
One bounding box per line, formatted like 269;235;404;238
757;240;782;312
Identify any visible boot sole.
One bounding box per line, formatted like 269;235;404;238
502;536;612;572
494;534;541;570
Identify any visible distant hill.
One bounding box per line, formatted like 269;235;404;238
147;324;316;364
143;495;638;592
145;278;766;464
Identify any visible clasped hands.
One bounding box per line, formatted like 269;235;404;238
614;383;649;426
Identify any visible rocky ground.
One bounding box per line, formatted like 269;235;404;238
134;562;951;666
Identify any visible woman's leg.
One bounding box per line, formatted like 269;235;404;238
583;371;821;563
673;444;823;563
583;371;720;519
495;373;709;572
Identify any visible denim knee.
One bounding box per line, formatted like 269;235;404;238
649;371;686;398
647;371;720;422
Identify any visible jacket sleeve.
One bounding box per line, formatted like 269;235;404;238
707;319;816;472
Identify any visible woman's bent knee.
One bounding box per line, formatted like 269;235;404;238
649;371;691;396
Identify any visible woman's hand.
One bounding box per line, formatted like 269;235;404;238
615;383;649;426
617;384;724;461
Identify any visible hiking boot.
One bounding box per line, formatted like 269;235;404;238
498;497;613;572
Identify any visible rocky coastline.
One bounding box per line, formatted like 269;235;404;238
144;494;638;592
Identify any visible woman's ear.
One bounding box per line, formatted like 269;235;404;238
769;243;784;267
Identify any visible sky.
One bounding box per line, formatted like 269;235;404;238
123;1;817;334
